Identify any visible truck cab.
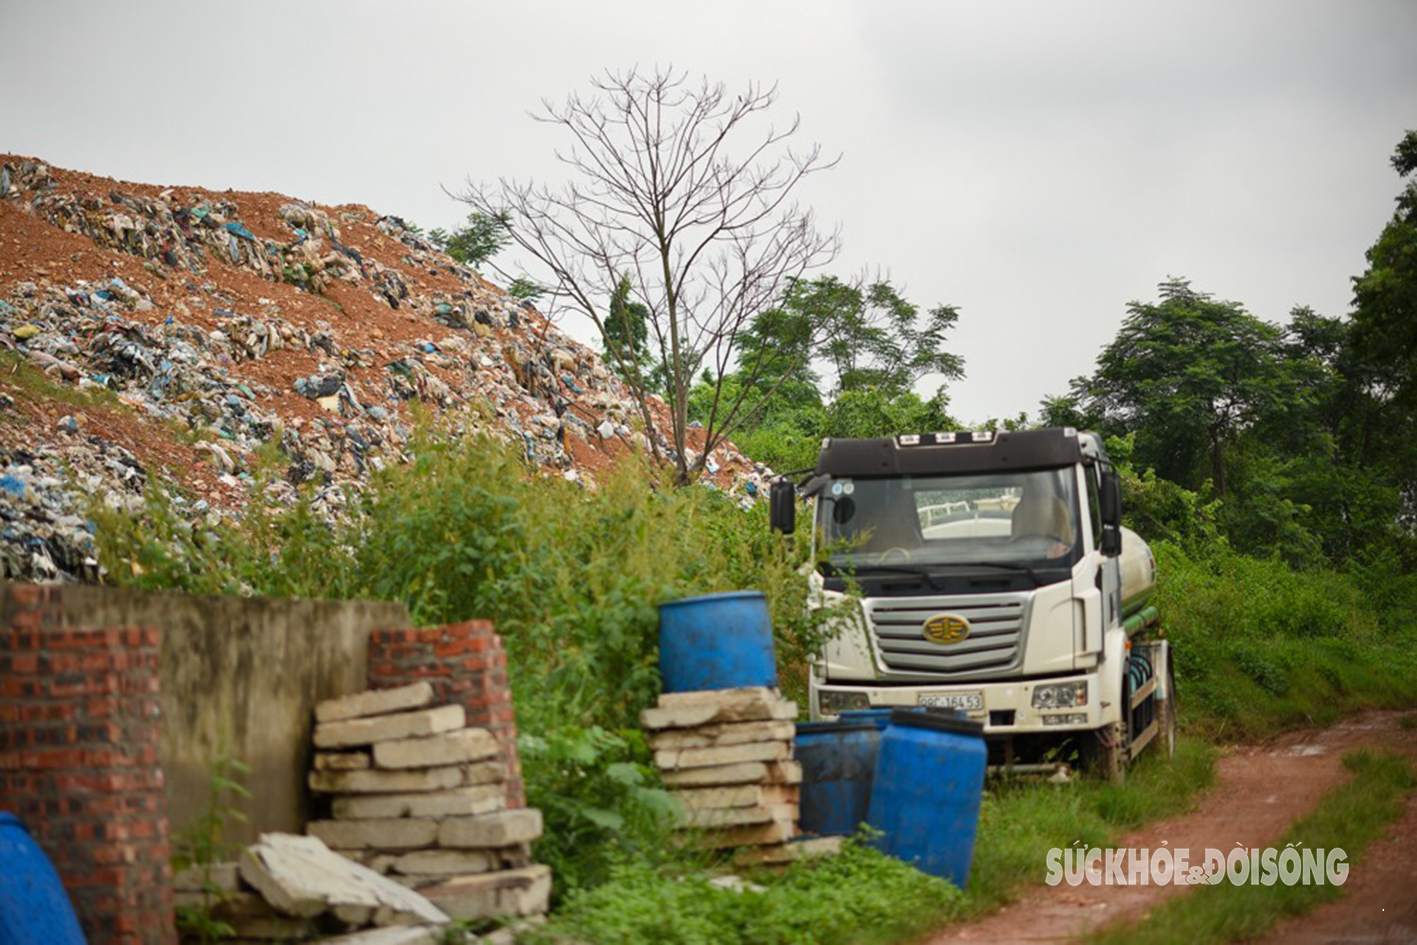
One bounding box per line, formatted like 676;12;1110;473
771;427;1174;777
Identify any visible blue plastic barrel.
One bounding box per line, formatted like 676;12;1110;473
838;706;952;728
866;709;987;886
795;720;883;837
0;812;87;945
658;591;777;693
837;708;895;730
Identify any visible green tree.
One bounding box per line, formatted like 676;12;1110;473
800;277;965;397
686;274;966;471
1345;131;1417;564
457;68;839;485
429;210;512;268
1351;129;1417;408
822;387;955;440
602;274;654;387
507;276;545;302
1072;278;1304;496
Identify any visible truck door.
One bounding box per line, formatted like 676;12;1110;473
1073;463;1113;663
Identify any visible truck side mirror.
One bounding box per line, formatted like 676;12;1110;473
770;480;796;535
1099;469;1122;557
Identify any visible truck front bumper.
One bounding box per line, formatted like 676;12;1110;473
810;672;1113;735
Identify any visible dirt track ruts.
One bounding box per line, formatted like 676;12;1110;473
924;711;1417;945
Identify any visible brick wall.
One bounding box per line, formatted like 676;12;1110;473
367;621;524;807
0;586;176;945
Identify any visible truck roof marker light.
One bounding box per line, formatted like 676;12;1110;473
897;435;921;446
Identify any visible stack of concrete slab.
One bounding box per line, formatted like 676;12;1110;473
642;687;810;855
306;682;550;922
173;833;450;943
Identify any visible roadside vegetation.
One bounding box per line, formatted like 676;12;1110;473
531;738;1216;945
90;121;1415;940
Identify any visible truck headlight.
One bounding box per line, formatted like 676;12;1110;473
818;690;871;715
1032;682;1088;709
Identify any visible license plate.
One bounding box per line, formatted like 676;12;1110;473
919;692;983;711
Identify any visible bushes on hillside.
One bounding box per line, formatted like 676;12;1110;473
95;429;827;896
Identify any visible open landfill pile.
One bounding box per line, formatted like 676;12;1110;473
0;156;773;582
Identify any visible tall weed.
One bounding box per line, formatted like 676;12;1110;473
96;429;819;892
1152;540;1417;739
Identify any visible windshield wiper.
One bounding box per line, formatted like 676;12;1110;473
820;561;946;590
969;561;1045;583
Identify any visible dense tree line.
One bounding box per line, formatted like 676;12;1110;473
1045;131;1416;579
440;104;1413;589
700;130;1415;595
683;275;965;472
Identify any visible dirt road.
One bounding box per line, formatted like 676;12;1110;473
925;711;1417;945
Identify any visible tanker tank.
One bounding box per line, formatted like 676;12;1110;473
1119;526;1157;618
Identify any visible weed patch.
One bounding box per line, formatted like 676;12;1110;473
530;839;963;945
964;737;1217;916
1154;541;1417;741
0;349;120;409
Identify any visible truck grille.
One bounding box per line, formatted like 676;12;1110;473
863;591;1032;678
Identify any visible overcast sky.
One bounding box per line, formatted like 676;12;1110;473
2;0;1414;423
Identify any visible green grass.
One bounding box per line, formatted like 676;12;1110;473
1088;748;1415;945
83;410;1412;941
1154;540;1417;742
533;739;1218;945
0;349;120;409
528;839;965;945
963;737;1217;917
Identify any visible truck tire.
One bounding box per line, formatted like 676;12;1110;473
1082;665;1130;782
1082;720;1129;783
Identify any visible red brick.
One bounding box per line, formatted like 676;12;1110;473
7;653;40;674
8;584;44;606
0;619;174;944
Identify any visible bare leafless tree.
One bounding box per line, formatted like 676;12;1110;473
454;67;839;484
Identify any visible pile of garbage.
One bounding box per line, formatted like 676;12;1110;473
0;156;776;582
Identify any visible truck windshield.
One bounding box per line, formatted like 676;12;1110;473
816;467;1083;571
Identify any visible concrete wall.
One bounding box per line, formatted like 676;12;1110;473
1;582;410;845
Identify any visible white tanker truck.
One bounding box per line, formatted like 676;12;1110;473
769;428;1173;779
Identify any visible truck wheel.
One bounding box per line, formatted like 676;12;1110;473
1082;720;1129;783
